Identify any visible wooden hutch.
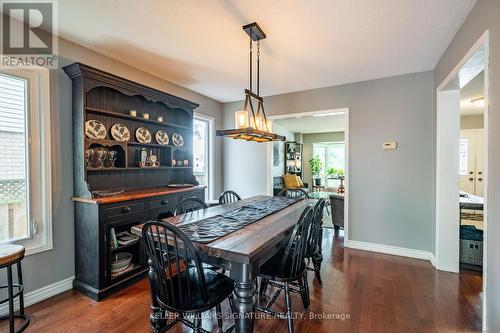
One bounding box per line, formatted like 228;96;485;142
64;63;205;300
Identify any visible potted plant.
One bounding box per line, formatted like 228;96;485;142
309;155;323;186
326;167;338;178
326;167;344;179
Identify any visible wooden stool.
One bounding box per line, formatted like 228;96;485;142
0;244;29;333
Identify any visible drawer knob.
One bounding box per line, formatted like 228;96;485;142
161;200;168;205
122;206;131;213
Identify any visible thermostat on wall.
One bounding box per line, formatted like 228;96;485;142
383;141;397;150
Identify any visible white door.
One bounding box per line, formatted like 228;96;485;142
459;129;485;196
474;129;485;196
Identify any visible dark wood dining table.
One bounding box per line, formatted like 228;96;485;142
131;195;314;333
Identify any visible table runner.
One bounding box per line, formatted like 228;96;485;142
178;196;300;243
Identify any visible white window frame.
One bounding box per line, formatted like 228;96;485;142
312;141;346;185
0;66;52;256
193;112;214;201
459;138;469;176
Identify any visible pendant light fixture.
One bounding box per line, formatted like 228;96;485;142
216;22;285;142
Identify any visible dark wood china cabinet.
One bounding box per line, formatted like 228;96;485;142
64;63;204;300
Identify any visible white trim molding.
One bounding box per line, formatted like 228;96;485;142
0;276;74;316
347;240;434;264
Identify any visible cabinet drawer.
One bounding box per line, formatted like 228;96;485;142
104;202;145;220
149;196;176;210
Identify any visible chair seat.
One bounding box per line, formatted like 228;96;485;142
260;248;306;282
158;267;234;313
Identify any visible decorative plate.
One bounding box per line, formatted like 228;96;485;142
155;130;169;145
167;184;194;188
110;123;130;142
135;127;152;144
172;133;184;147
85;120;107;139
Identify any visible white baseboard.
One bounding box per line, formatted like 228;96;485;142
347;240;434;264
0;276;74;316
429;254;436;267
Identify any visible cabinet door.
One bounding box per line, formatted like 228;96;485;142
104;216;146;286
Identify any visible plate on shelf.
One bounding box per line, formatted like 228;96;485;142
172;133;184;147
155;130;169;145
110;123;130;142
167;184;194;188
92;189;125;198
135;127;152;143
85;120;107;139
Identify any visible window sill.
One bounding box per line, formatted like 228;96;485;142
24;242;53;256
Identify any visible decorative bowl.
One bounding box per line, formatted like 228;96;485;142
111;252;132;273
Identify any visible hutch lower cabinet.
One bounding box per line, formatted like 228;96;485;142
73;187;204;301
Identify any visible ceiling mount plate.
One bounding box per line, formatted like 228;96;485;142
243;22;266;41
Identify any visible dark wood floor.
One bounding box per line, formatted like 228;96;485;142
10;229;482;333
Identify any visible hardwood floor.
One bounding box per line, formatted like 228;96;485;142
9;229;482;333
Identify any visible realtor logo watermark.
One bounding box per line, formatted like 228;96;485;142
1;1;58;68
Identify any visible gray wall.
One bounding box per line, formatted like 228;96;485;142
434;0;500;330
223;70;435;252
12;37;223;294
302;132;345;186
460;115;483;129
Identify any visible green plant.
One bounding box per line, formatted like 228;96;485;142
326;167;338;176
309;155;323;176
326;167;344;178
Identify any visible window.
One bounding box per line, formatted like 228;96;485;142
193;114;214;200
313;142;345;187
0;67;52;255
459;138;468;175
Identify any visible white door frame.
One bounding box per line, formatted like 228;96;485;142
266;107;350;243
435;30;489;330
194;112;215;201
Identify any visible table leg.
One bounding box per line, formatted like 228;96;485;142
231;263;257;333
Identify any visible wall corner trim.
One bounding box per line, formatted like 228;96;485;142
347;240;435;264
0;276;74;315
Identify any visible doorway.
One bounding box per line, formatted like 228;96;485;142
266;108;350;243
436;31;489;326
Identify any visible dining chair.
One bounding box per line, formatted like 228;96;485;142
218;190;242;205
142;221;234;333
257;206;314;333
174;196;225;274
277;188;309;199
174;197;208;216
305;198;326;285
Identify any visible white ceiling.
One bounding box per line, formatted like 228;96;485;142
460;71;484;116
55;0;476;102
273;112;345;134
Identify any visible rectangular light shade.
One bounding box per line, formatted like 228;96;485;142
235;111;249;129
250;115;264;130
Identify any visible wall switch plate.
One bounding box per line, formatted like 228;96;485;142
383;141;397;150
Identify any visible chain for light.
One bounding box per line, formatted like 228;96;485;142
249;37;253;92
257;40;260;62
257;40;260;96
